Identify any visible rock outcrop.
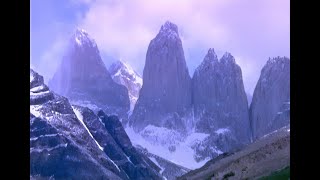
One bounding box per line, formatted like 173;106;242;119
30;69;163;180
30;69;123;179
192;49;251;147
129;21;192;133
74;106;163;180
48;28;130;120
109;60;143;117
249;57;290;140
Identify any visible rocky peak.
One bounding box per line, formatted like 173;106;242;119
30;69;44;88
206;48;218;61
129;21;192;132
220;52;236;64
108;60;143;117
195;48;218;75
266;56;289;66
155;21;180;42
109;60;142;86
30;69;54;105
160;21;179;34
30;69;163;180
192;49;250;146
72;28;98;48
250;57;290;140
49;29;130;120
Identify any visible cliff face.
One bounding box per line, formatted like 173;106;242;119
130;21;192;133
192;49;251;144
30;69;163;180
30;69;123;179
249;57;290;140
109;60;143;116
49;29;130;119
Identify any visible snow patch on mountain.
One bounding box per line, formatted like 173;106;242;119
72;106;104;151
30;85;47;93
184;132;210;146
111;61;142;86
30;74;34;82
73;28;98;48
30;90;50;96
109;60;143;115
141;125;185;146
30;105;42;118
70;100;100;112
125;126;211;169
149;157;165;174
215;128;230;135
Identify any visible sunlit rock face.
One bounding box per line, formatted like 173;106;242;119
129;21;192;133
108;60;143;117
48;29;130;119
249;57;290;140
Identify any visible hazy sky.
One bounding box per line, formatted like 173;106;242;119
31;0;290;94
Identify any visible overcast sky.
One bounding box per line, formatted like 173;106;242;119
31;0;289;94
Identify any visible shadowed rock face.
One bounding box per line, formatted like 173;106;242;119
130;21;192;132
192;49;251;145
30;69;123;180
48;29;130;119
31;69;163;180
250;57;290;140
73;107;163;180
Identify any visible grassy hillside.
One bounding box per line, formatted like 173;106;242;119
259;166;290;180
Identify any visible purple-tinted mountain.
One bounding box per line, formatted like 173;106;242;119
249;57;290;140
48;29;130;120
108;60;143;117
190;49;251;161
192;49;250;142
30;69;123;179
129;21;192;133
31;69;163;179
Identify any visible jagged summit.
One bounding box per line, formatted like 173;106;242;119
192;48;250;157
108;60;143;117
220;52;236;64
194;48;218;75
130;20;192;133
109;60;142;78
157;21;180;40
160;21;178;33
71;28;97;47
250;56;290;140
75;28;88;35
194;49;239;75
204;48;218;63
207;48;217;56
266;56;290;65
49;28;130;119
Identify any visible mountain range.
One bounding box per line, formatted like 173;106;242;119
31;21;290;179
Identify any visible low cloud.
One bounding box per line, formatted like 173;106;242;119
36;36;69;83
37;0;289;93
77;0;289;93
